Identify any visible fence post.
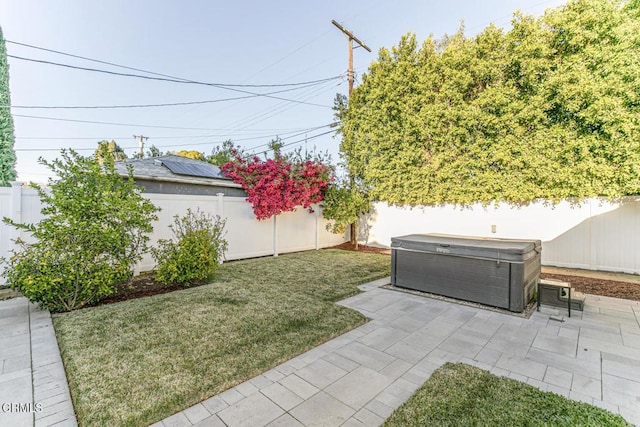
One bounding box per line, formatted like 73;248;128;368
216;192;225;219
588;198;597;271
10;181;23;244
217;193;226;264
273;215;278;257
314;206;320;250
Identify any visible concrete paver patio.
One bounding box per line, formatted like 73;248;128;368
157;277;640;427
0;297;76;427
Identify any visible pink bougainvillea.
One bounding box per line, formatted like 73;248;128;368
221;154;332;220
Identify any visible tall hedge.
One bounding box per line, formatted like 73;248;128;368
0;26;16;186
338;0;640;206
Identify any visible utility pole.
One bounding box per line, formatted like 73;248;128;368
133;134;149;158
332;19;371;248
331;19;371;95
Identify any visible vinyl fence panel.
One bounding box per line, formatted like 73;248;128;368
0;184;348;283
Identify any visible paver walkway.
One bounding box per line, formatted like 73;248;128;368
0;297;76;427
157;277;640;427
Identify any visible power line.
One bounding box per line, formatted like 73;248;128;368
172;79;342;147
280;129;335;150
244;129;336;153
5;41;343;88
12;113;308;131
7;54;336;108
15;125;327;140
2;79;338;110
13;124;338;152
225;81;343;136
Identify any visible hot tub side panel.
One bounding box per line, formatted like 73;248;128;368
508;251;541;312
392;249;511;309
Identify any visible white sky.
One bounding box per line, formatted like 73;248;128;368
1;0;567;183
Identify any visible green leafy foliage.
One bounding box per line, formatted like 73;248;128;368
207;140;244;166
339;0;640;206
174;150;205;161
94;140;127;162
132;144;164;159
322;179;371;234
0;26;16;186
152;208;228;286
2;148;160;312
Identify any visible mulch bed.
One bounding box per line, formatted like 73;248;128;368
87;272;190;307
327;242;392;255
539;273;640;302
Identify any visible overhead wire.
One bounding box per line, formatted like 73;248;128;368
7;54;336;108
13;123;337;152
3;79;339;109
6;23;351;157
186;79;343;148
243;129;337;157
12;114;258;130
6;27;349;148
5;41;342;88
15;125;324;140
230;81;342;134
176;78;342;149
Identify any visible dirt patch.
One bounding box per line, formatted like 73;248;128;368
87;272;200;307
327;242;391;255
540;273;640;302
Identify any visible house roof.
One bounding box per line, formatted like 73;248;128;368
114;155;242;188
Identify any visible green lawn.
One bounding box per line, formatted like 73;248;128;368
384;363;631;427
53;249;390;426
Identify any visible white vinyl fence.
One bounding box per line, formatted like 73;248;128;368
0;183;347;283
4;181;639;277
360;198;640;274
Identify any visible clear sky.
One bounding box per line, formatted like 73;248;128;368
1;0;567;183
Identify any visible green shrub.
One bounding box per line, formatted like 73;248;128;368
2;148;160;312
322;180;370;234
152;208;227;286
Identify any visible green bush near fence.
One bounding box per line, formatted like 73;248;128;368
2;148;159;312
152;208;228;286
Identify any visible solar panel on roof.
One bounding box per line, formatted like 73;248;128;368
160;159;221;179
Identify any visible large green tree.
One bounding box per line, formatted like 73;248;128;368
338;0;640;206
0;26;16;186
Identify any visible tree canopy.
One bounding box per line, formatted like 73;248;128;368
0;26;16;186
338;0;640;206
95;140;127;162
174;150;205;161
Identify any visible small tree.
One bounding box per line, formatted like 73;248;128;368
151;208;227;286
2;148;159;312
322;179;371;237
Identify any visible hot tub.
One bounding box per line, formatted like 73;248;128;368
390;234;541;312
